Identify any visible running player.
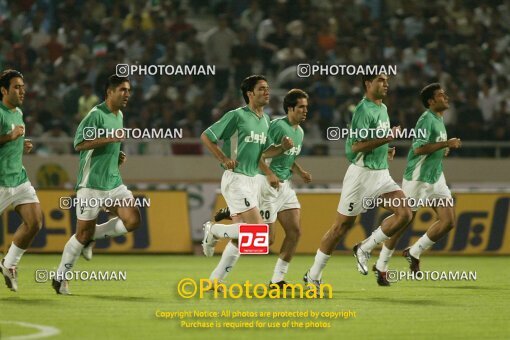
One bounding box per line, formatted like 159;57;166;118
0;69;43;292
373;83;461;285
200;75;293;284
52;75;140;295
304;73;413;288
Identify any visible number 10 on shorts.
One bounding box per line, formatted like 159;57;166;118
239;224;269;254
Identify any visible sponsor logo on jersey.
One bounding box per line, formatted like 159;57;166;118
244;131;267;145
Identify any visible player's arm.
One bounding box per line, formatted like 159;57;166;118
75;136;123;151
0;125;24;145
259;157;280;189
414;138;461;155
200;132;237;169
351;126;400;153
292;161;312;183
262;136;293;158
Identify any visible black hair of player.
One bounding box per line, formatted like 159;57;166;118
420;83;442;108
0;69;23;100
283;89;309;114
361;74;380;92
240;75;267;104
104;75;130;100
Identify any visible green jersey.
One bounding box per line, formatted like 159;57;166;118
204;106;273;177
346;97;390;170
74;102;123;190
259;117;304;181
0;102;28;187
404;110;447;184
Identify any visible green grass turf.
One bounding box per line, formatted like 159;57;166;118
0;254;509;339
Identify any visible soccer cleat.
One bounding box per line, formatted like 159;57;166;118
214;207;231;222
403;247;420;273
201;221;218;257
353;243;370;275
52;279;71;295
303;270;323;291
81;240;95;261
372;264;390;286
0;259;18;292
268;280;290;290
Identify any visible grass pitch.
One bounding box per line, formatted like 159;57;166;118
0;254;508;339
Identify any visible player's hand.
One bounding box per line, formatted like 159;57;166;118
267;173;280;190
447;138;461;149
118;151;126;166
10;125;25;140
23;139;33;154
281;136;293;151
221;158;238;170
387;126;401;141
388;147;395;160
300;170;312;183
444;147;450;157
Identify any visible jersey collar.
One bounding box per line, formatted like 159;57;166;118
0;102;17;112
427;109;443;121
245;105;264;119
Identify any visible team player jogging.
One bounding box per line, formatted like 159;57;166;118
304;73;413;288
52;75;141;295
373;83;462;286
0;69;43;292
200;75;293;286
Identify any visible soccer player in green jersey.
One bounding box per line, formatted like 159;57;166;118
372;83;461;285
304;73;413;288
0;69;43;292
201;75;293;284
53;75;140;294
257;89;312;287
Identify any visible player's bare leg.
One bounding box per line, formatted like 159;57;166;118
207;207;263;283
1;203;43;292
81;206;141;261
354;190;412;275
305;213;357;286
404;205;455;272
270;208;301;285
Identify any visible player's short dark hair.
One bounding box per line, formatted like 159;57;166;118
361;74;380;92
0;69;23;100
283;89;308;114
104;74;130;99
420;83;442;108
240;75;267;104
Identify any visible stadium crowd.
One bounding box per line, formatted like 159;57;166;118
0;0;508;156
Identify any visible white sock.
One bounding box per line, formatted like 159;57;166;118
211;223;240;239
409;233;435;259
375;244;394;272
209;241;240;281
271;258;289;283
309;249;330;280
360;227;390;253
57;235;84;278
3;242;26;268
93;217;128;240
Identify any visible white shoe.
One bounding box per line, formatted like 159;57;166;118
303;270;323;291
0;259;18;292
202;221;217;257
353;243;370;275
52;279;71;295
81;240;95;261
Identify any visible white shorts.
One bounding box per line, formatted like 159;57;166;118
256;174;300;224
338;164;401;216
402;173;452;211
220;171;259;215
0;181;39;213
76;184;134;221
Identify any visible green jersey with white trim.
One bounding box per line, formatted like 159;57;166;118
404;109;447;184
204;106;273;177
0;102;28;187
259;116;303;181
346;97;390;170
74;102;123;190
